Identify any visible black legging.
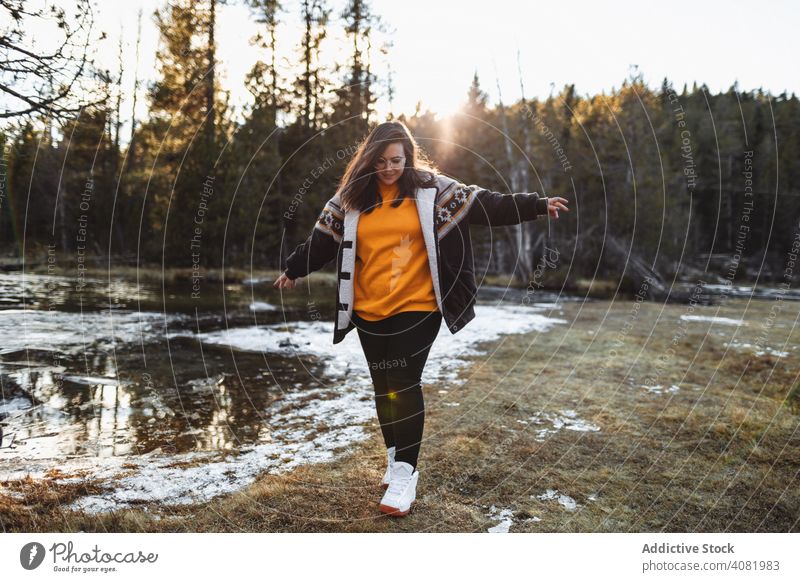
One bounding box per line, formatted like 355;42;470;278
352;310;442;470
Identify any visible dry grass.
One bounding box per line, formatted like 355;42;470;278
0;469;109;531
2;297;798;532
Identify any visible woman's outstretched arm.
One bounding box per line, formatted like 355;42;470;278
463;184;569;225
275;199;342;285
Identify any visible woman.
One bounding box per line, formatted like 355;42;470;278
274;121;569;517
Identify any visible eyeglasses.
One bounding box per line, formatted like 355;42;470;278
374;156;406;170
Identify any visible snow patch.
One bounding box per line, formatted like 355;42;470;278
723;341;789;358
249;302;278;312
486;505;515;533
528;409;600;441
680;315;744;326
0;308;185;354
639;384;680;394
535;488;580;511
61;375;125;387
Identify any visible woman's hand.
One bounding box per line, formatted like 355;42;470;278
546;197;570;219
273;271;298;289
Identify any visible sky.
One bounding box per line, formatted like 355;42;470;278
14;0;799;140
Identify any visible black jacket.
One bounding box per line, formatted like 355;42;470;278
283;173;549;344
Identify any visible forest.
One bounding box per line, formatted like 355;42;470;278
1;0;798;293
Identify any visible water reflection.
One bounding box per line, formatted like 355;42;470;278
1;337;323;459
0;271;332;465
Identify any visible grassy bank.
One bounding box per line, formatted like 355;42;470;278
1;297;798;532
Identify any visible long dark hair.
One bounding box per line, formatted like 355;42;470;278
338;121;440;214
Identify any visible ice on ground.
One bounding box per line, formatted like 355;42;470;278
528;409;600;441
679;315;744;326
700;283;800;301
535;488;579;511
486;505;515;533
177;303;568;388
0;397;32;416
61;375;125;387
249;302;278;311
723;341;789;358
0;308;185;354
755;348;790;358
241;277;272;285
640;384;680;394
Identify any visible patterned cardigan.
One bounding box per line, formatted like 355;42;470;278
283;173;549;344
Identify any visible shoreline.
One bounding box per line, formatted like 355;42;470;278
3;254;795;302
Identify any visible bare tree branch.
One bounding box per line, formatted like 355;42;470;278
0;0;107;121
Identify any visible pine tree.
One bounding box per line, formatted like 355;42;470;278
136;0;229;265
329;0;379;136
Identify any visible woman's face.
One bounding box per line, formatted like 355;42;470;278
374;142;406;186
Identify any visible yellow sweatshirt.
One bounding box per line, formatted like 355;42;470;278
353;180;439;320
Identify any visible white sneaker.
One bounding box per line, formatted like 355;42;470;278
381;446;396;489
379;461;418;516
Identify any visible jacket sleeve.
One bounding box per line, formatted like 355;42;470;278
283;198;343;280
464;184;549;226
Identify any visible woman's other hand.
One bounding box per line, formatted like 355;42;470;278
546;197;570;219
273;271;298;289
